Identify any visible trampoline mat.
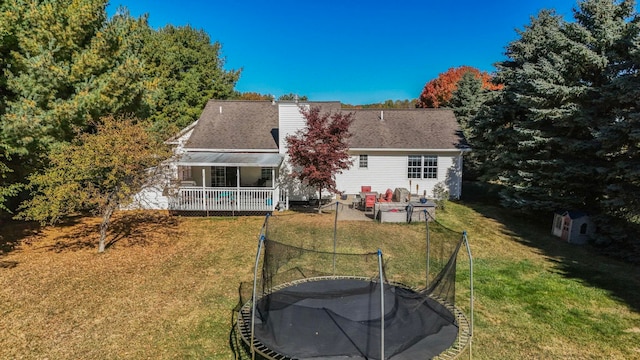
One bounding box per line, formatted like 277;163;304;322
253;278;458;359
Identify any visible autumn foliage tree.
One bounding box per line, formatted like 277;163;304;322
286;106;354;213
19;115;171;252
416;66;502;108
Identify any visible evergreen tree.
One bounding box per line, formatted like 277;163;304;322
450;71;489;180
477;1;639;218
141;25;240;134
0;1;149;213
450;71;486;140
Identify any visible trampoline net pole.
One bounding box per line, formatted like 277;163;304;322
463;230;473;359
250;215;269;360
425;210;430;289
333;202;339;275
378;249;385;360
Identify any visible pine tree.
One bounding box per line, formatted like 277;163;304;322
478;1;639;218
0;1;148;213
450;72;490;180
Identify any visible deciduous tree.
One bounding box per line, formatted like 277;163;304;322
416;66;502;108
19;115;171;253
286;106;354;213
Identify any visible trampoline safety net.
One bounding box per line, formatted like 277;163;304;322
237;211;469;360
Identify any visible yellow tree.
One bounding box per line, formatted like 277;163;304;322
19;115;171;252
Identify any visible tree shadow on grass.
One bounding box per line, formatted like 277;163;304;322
46;211;179;252
465;201;640;314
0;219;41;266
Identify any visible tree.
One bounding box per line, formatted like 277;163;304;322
416;66;502;108
473;0;639;240
286;106;354;213
449;71;490;179
278;93;308;101
0;1;149;213
19;115;171;253
234;91;274;101
141;25;240;134
450;71;487;140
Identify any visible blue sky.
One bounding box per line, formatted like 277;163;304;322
109;1;593;104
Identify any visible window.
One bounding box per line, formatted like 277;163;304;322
211;167;225;187
408;155;422;178
580;223;588;235
423;156;438;179
261;168;273;180
359;155;368;169
408;155;438;179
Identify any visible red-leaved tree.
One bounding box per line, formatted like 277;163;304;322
416;66;503;108
286;106;354;213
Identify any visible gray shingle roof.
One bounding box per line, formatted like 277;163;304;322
184;100;280;150
184;100;466;151
346;108;466;150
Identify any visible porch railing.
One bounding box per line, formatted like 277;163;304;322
169;187;285;212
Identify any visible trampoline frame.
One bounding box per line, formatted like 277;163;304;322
237;276;472;360
237;209;474;360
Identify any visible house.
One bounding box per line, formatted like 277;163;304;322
551;211;594;245
141;100;468;214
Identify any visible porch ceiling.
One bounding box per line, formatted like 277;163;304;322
176;152;283;167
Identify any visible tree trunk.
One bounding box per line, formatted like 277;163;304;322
98;203;116;253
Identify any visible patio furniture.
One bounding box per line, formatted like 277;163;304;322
364;194;376;213
378;188;393;202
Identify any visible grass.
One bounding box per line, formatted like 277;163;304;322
0;203;639;359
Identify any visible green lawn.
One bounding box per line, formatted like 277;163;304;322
0;203;638;359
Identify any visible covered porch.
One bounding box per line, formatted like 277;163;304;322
169;152;287;213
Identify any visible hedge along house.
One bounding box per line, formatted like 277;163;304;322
145;100;468;214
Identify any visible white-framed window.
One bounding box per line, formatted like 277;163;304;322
407;155;438;179
423;156;438;179
359;155;368;169
211;167;226;187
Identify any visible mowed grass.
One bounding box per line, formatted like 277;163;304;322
0;203;639;359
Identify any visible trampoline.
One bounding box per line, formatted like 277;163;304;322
236;207;473;360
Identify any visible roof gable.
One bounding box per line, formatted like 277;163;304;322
184;100;279;150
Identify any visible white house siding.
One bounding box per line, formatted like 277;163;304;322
278;103;309;155
334;151;463;199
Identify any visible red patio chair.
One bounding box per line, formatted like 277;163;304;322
378;188;393;202
364;194;376;213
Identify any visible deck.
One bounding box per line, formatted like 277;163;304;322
168;187;286;212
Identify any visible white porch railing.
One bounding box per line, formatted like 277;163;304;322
169;187;287;212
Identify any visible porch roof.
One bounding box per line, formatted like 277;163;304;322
176;152;283;167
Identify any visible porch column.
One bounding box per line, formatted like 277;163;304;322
202;168;206;211
236;166;240;211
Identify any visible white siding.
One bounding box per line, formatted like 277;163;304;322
278;103;308;155
278;103;318;200
335;151;463;199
